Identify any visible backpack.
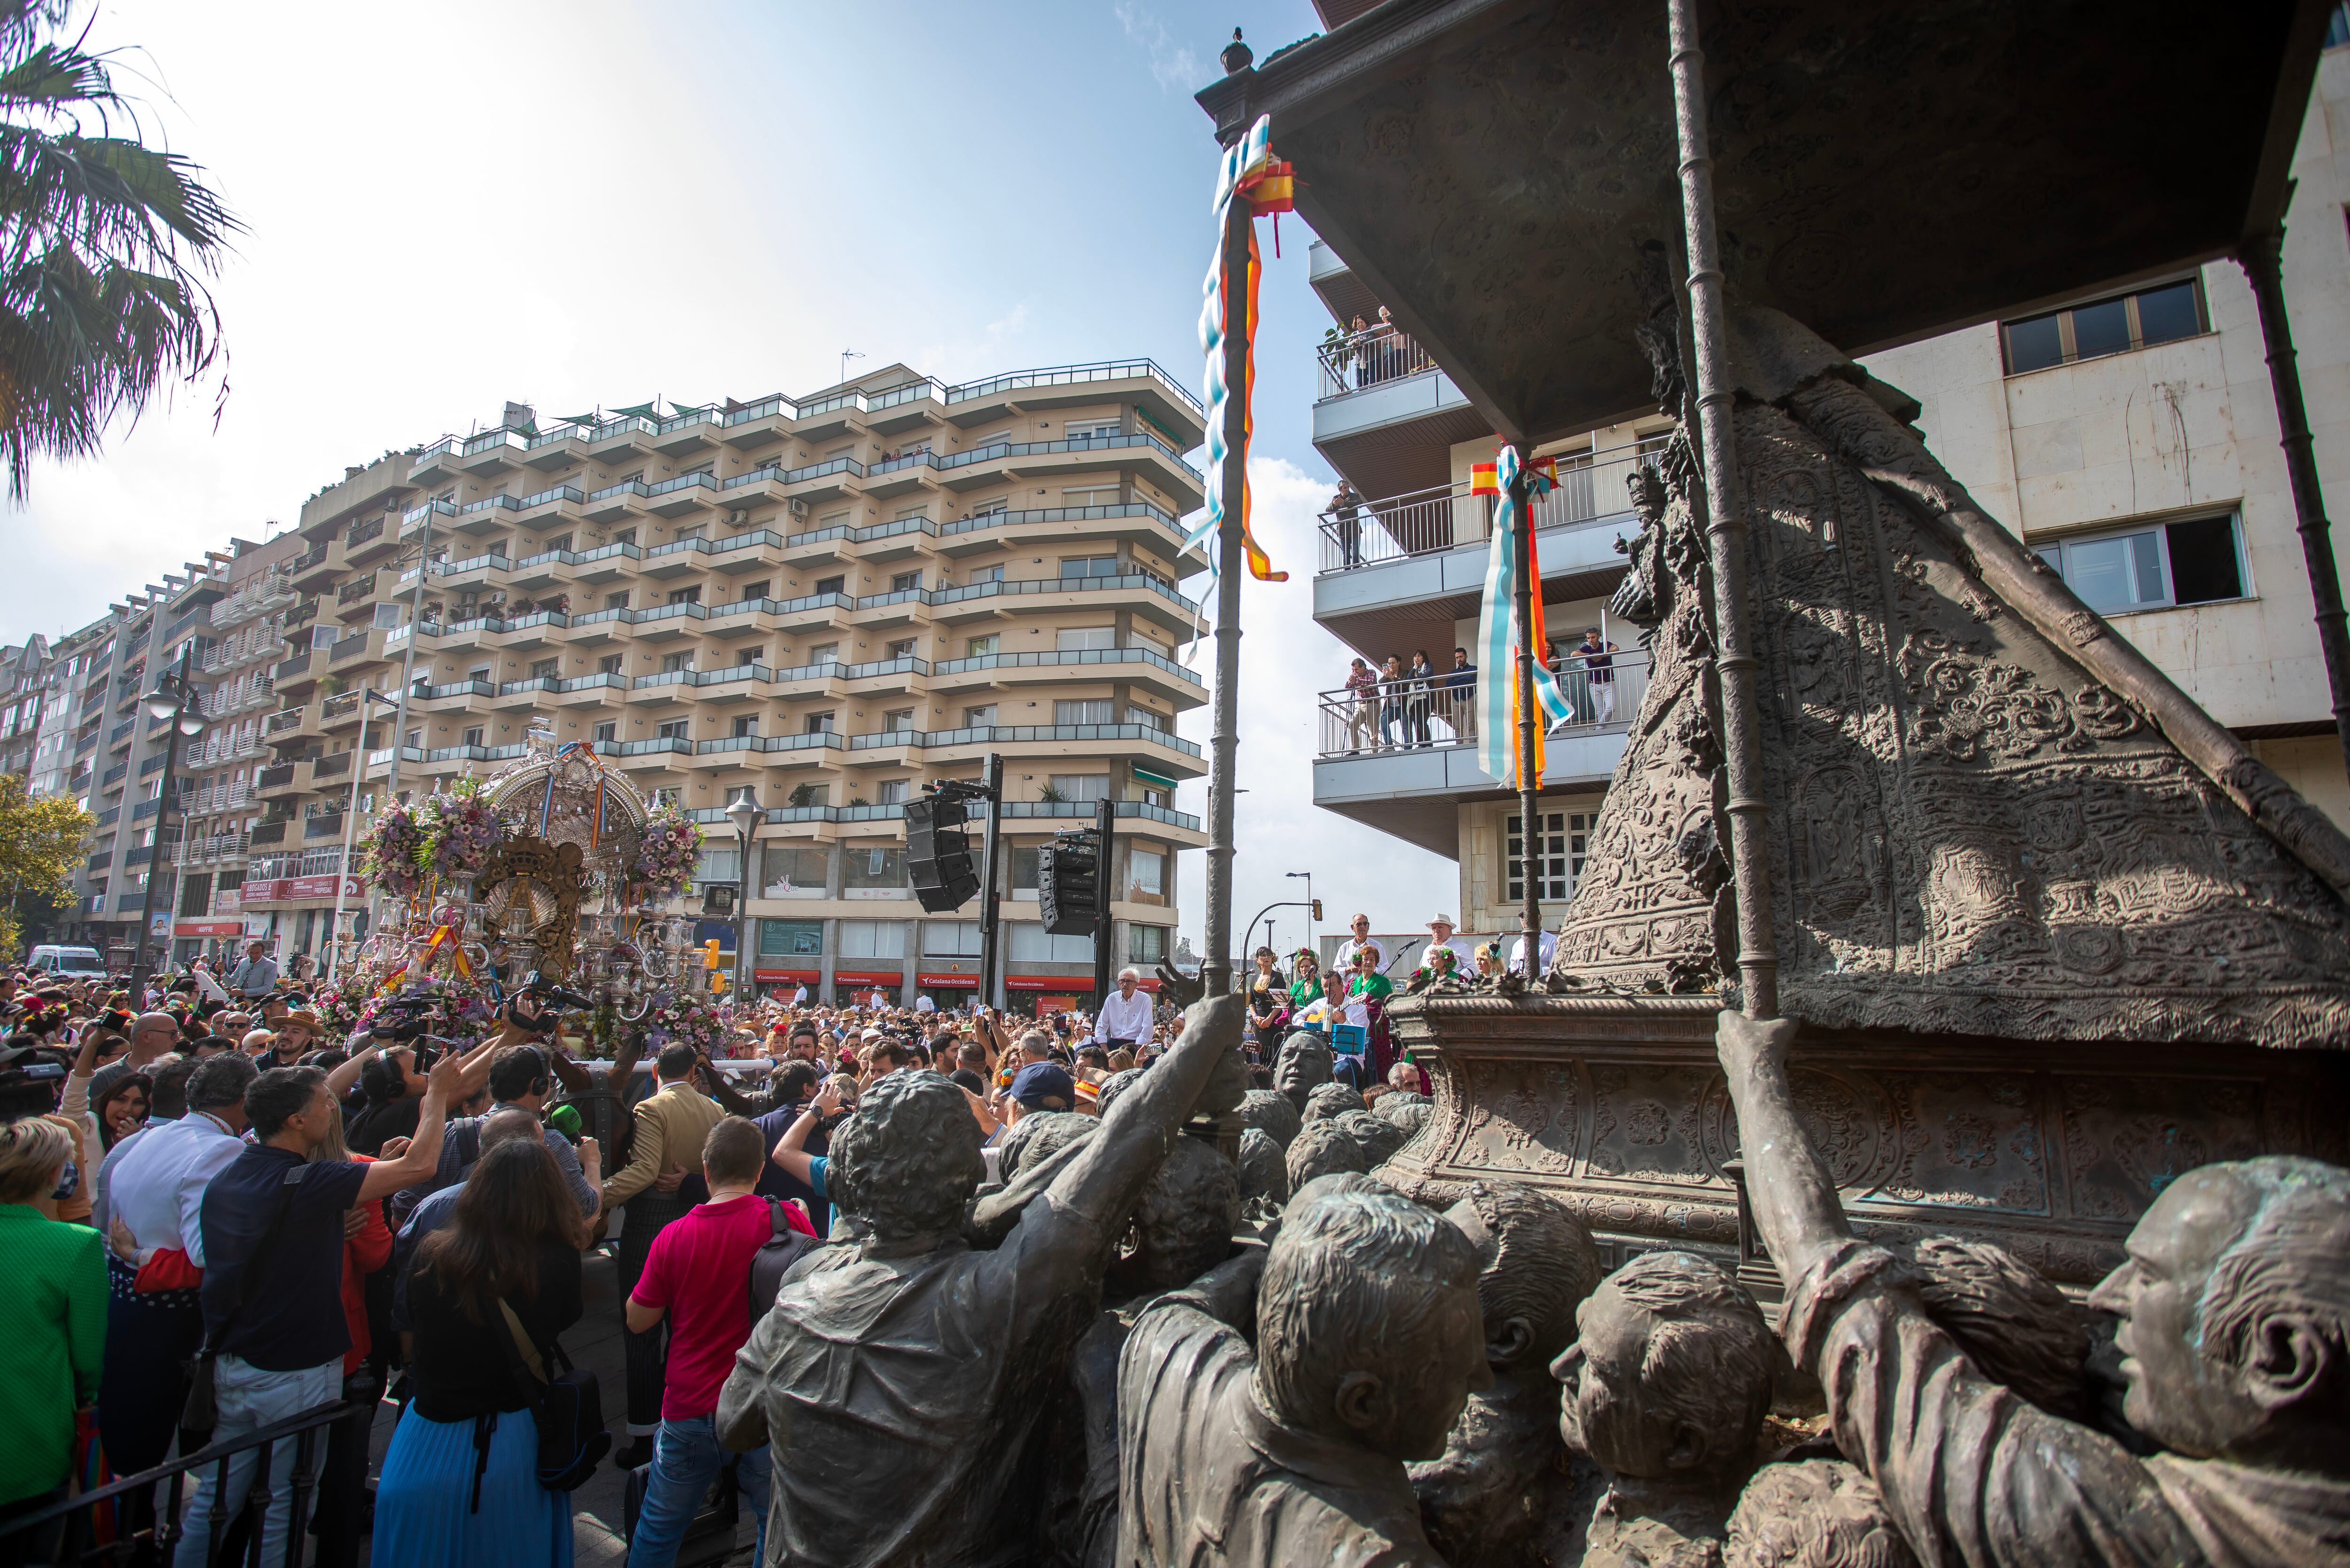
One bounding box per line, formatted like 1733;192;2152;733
748;1198;819;1318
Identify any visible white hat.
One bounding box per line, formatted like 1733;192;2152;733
1426;914;1457;929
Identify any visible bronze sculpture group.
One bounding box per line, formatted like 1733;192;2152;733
709;993;2349;1567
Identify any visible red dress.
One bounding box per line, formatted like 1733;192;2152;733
339;1153;394;1374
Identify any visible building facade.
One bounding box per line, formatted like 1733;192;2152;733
1305;41;2350;943
229;359;1207;1010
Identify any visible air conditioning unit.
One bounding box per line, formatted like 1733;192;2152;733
789;499;810;519
728;509;749;525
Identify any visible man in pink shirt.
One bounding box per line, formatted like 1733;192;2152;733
624;1116;814;1568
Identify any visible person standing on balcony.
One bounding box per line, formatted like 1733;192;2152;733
1443;646;1475;742
1575;627;1620;725
1377;656;1408;751
1405;650;1436;748
1347;314;1371;389
1343;659;1380;753
1329;481;1366;569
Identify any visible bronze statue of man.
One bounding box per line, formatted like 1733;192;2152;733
718;996;1246;1566
1716;1010;2350;1568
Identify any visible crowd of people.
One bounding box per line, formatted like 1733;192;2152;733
1334;628;1620;753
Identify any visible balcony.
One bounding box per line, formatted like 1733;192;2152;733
653;407;724;456
943;360;1204;446
585;415;659;463
345;513;397;567
929;646;1207;700
400;497;459;538
312;751;352;779
458;427;527;474
524;422;590;470
720;394;793;450
288;541;337;591
782;455;864;502
250;819;289;847
584;478;650;524
409;437;463;486
932;430;1201;494
1308;651;1647;854
512;484;587;530
646;470;719;518
303;813;345;839
1312;323;1486;496
208;572;295;630
846;721;1204;768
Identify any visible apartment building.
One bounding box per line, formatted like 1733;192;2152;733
243;359;1207;1011
1304;36;2350;940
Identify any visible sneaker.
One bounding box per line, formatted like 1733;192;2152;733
614;1437;653;1472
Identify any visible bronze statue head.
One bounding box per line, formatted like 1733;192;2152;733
827;1070;986;1244
1255;1176;1491;1463
1123;1133;1240;1291
2085;1156;2350;1467
1274;1035;1334;1105
1442;1181;1603;1375
1552;1251;1773;1486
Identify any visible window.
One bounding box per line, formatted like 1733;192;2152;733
371;602;405;631
2002;278;2205;374
818;511;850;531
597;654;624;675
759;917;824;956
885;638;916;659
1128;847;1167;905
1057;626;1115;652
760;846;829;898
2033;513;2246;612
883;708;915;734
974;429;1013;450
843;847;905;897
970;497;1008;518
529;657;559;681
592;721;617;743
1506;808;1600;903
1065;419;1120;441
2333;0;2350;46
1010;924;1093;962
1125;704;1166;731
969;564;1005;586
966;635;1000;659
657;719;690;740
725;784;758;807
804;711;835;735
1050;773;1108;802
661;651;695;674
612;528;637;547
1060;556;1120;580
731;715;759;738
741;580;770;602
1056;699;1114;725
1063;487;1120;510
653;786;683;808
923;920;983;957
605;591;631;611
667;585;701;606
794;783;831;808
894;505;929;520
695;845;741;887
1010;847;1041;900
963;704;997;728
1128;925;1169;964
889;571;922;592
1140;786;1168;808
838;919;908;958
461;726;485;747
733;645;763;667
813;575;845;596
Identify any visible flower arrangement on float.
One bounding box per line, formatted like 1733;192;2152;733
360;800;426;898
642;989;729;1055
628;806;704;905
416;776;505;880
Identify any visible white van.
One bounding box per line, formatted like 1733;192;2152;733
27;944;109;978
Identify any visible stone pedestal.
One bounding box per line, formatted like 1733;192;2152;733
1381;994;2350;1293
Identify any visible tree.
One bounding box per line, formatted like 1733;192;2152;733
0;769;91;955
0;0;241;499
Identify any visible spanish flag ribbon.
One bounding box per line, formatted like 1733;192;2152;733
1185;113;1287;584
421;923;474;980
1475;446;1575;787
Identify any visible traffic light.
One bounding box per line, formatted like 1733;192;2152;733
1311;898;1324;921
906;792;979;913
1038;831;1099;937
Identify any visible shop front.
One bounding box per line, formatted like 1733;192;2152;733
916;970;981;1013
833;969;906;1008
753;968;821;1003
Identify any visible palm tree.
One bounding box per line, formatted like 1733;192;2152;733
0;0;239;498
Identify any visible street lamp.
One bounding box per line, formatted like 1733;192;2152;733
1284;870;1314;959
326;689;402;984
131;643;206;1000
724;788;761;1010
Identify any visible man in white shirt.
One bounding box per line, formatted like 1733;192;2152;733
1334;913;1378;973
790;983;809;1007
1507;926;1560;976
227;939;280;1000
99;1054;261;1476
1093;969;1154;1048
1423;915;1479;970
913;994;936;1015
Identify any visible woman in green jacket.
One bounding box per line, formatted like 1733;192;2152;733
0;1115;106;1521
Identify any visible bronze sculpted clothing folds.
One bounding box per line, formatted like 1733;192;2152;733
1114;1301;1445;1568
1784;1240;2350;1568
721;1192;1108;1567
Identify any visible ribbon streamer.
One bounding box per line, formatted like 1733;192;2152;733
1475;446;1574;786
1186;113;1290;583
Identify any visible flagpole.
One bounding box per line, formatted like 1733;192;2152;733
1512;460;1543;972
1200;194;1251;1001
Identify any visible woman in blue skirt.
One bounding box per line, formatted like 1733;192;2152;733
374;1136;591;1567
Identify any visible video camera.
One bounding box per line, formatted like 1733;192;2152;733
366;992;443;1046
502;971;593;1035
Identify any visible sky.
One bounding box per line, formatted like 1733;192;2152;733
1;0;1460;955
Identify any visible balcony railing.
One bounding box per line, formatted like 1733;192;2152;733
347;516;385;549
1311;649;1649;759
932;646;1204;687
846;722;1201;758
1316;322;1438;400
1315;434;1669;574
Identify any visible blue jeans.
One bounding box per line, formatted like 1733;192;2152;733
172;1356;340;1568
626;1414;770;1568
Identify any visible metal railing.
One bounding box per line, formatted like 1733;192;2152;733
1312;649;1649;758
1316;435;1669;573
1316;322;1437;400
0;1398;354;1568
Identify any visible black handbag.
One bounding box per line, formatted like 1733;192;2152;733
497;1299;611;1491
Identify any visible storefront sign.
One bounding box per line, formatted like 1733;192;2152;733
239;875;363;906
753;969;821;984
916;972;979;988
172;917;245;938
832;971;904;987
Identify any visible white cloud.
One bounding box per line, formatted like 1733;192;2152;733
1114;0;1204;92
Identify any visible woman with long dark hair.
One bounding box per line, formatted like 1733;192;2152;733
373;1137;588;1565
